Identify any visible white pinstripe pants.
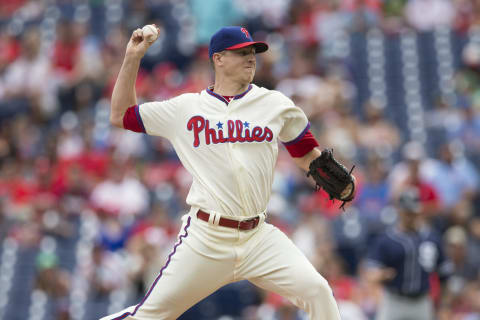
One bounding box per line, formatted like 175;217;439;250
100;211;340;320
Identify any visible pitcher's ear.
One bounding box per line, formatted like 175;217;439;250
212;51;225;67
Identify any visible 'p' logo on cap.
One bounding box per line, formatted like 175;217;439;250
241;28;250;39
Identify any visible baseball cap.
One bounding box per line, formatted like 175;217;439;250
397;188;421;214
209;26;268;58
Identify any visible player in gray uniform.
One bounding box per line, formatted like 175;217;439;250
366;188;452;320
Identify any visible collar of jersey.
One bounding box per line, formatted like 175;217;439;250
206;84;252;105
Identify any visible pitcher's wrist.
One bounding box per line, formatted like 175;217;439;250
124;50;144;62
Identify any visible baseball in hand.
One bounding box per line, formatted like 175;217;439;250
142;24;158;42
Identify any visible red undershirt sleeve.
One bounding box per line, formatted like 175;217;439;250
282;124;319;158
123;105;146;133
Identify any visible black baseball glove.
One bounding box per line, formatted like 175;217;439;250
307;149;356;209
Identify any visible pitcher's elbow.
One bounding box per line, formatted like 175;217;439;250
110;115;123;128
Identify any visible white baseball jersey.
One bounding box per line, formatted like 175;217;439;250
137;84;309;218
104;83;342;320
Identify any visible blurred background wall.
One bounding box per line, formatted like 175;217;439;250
0;0;479;319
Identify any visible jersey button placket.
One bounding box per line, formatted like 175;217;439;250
222;109;244;212
226;105;250;214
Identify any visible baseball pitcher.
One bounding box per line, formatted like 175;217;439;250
101;25;355;320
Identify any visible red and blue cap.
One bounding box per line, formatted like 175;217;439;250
209;26;268;58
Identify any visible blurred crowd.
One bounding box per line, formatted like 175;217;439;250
1;0;480;319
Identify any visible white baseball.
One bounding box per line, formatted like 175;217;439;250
142;24;158;42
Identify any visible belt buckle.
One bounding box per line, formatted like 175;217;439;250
238;217;258;230
237;218;249;231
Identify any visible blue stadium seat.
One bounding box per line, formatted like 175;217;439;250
416;31;439;110
3;247;36;320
